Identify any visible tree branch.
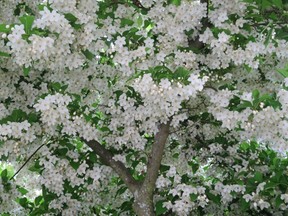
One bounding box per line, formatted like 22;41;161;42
204;84;218;92
251;20;287;27
131;0;147;9
83;139;139;193
142;121;170;194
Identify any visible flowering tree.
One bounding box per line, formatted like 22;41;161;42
1;0;288;215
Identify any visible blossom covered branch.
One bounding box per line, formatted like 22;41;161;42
84;139;139;193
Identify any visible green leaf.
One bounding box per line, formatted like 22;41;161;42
0;140;4;148
159;164;170;173
99;126;110;132
120;18;134;27
19;15;35;34
150;66;173;82
8;109;27;122
137;16;143;27
174;67;191;82
38;4;46;11
168;0;181;6
271;0;283;8
116;186;127;197
1;169;8;181
275;27;288;40
239;197;250;211
0;24;11;33
119;201;133;212
190;193;198;202
262;0;272;9
243;0;254;3
50;82;61;91
235;101;253;111
172;153;179;158
42;185;57;202
240;142;250;151
28;113;39;123
29;160;43;174
277;65;288;78
244;64;252;72
88;152;97;163
18;186;29;195
258;94;271;101
30;207;47;216
264;27;273;46
252;89;260;99
0;51;10;57
275;195;282;208
31;28;49;37
64;13;82;30
64;13;77;23
76;140;83;151
49;82;68;93
206;191;221;205
17;197;29;208
70;160;80;170
23;66;31;76
254;171;263;182
188;161;199;174
155;200;167;216
82;49;95;61
34;196;43;206
54;148;68;157
71;23;82;30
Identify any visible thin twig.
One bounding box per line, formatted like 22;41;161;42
204;84;218;92
10;143;45;180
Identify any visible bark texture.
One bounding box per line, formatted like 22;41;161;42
83;121;170;215
133;122;170;216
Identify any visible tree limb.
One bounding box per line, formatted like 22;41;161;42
131;0;147;9
83;139;139;193
142;121;170;194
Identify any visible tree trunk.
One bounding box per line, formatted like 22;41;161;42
133;189;155;216
84;122;170;216
132;122;171;216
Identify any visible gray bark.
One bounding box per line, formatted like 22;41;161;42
83;121;170;215
133;122;170;215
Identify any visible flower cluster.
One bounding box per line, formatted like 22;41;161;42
34;93;72;127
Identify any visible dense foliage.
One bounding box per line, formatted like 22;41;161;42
1;0;288;215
